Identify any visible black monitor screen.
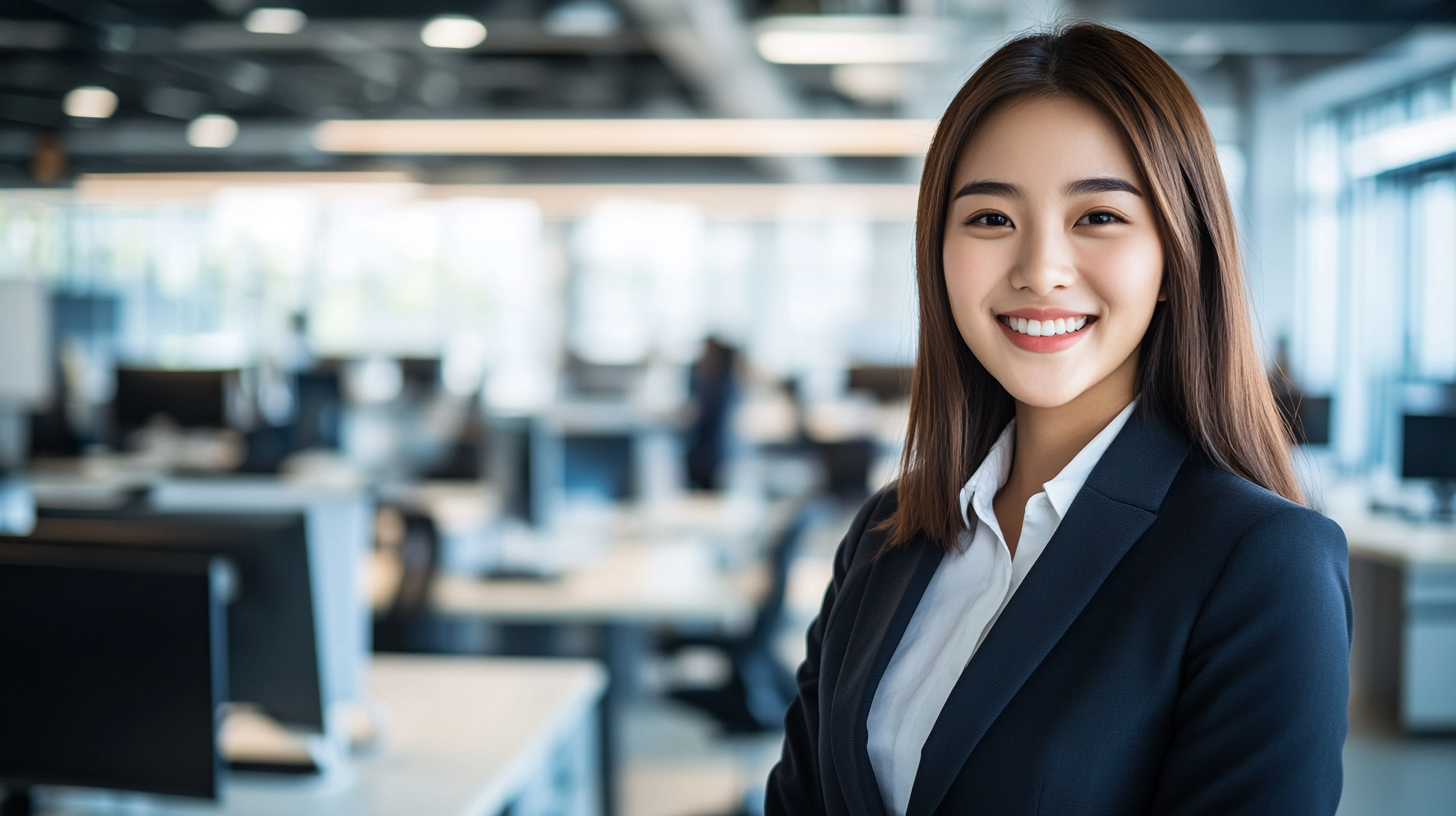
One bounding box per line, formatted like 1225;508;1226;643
0;542;224;800
847;366;913;402
114;368;230;431
564;434;635;502
1274;391;1332;447
26;510;325;731
1402;414;1456;480
398;357;441;391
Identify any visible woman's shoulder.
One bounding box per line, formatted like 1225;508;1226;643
1172;448;1346;560
829;483;919;569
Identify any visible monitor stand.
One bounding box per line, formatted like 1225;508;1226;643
0;788;32;816
1433;479;1456;522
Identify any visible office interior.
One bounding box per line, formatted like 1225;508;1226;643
0;0;1453;814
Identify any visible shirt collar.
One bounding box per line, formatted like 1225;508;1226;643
957;398;1139;531
958;419;1016;533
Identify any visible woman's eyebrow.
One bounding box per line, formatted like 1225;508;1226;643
951;180;1022;200
1065;176;1143;197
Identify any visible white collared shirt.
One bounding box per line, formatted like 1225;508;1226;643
866;400;1138;816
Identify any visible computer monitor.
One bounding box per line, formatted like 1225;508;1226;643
0;541;226;803
563;433;636;502
294;370;343;451
113;368;231;432
1401;413;1456;518
398;357;442;393
489;416;552;525
1273;391;1332;447
23;509;327;733
847;365;913;403
145;481;373;730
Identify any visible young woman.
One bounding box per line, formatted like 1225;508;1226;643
765;23;1351;816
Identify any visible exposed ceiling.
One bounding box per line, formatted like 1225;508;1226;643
0;0;1450;182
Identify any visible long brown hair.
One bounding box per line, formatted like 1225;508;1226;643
885;22;1302;550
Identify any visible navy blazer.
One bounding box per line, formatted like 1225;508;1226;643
766;407;1351;816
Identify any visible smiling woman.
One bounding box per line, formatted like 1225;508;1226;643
766;22;1351;816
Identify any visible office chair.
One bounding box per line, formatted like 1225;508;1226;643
659;499;817;734
371;509;443;653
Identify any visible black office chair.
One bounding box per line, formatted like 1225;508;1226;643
659;499;817;734
371;509;444;653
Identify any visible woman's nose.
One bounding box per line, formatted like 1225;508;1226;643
1009;222;1077;295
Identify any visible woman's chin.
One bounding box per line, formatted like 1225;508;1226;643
999;375;1096;410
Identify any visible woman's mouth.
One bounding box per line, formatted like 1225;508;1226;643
998;314;1093;336
996;313;1097;352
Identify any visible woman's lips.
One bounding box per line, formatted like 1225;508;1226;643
996;313;1096;353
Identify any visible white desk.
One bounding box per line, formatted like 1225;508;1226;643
1334;512;1456;566
384;539;764;816
367;495;777;816
428;542;762;627
46;656;607;816
1329;511;1456;732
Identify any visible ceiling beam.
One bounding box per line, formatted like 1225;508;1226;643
1108;21;1412;56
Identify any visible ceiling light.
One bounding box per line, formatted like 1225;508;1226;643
63;86;118;119
71;178;920;219
757;30;936;64
544;0;622;38
312;119;935;157
187;114;239;149
753;15;942;65
243;8;307;35
420;16;487;49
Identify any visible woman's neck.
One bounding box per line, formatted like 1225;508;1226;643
1009;354;1139;494
994;351;1138;553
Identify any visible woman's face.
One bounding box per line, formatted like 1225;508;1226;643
943;94;1164;409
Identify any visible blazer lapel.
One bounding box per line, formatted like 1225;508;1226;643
829;535;943;816
905;408;1191;816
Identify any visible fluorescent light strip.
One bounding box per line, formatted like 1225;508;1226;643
74;171;418;199
419;183;921;218
312;119;936;156
68;177;920;219
1348;111;1456;178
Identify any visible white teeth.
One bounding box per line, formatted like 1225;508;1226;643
1004;315;1090;337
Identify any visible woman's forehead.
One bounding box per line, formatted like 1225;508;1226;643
950;95;1145;190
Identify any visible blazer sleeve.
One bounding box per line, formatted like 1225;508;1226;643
1152;506;1352;816
764;489;885;816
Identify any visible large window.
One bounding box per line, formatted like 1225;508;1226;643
1298;68;1456;470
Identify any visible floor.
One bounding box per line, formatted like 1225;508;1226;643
1339;710;1456;816
621;697;779;816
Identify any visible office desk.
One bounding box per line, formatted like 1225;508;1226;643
46;656;606;816
375;540;764;816
429;542;762;627
1330;512;1456;732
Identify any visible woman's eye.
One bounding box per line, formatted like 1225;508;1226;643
970;213;1011;227
1079;212;1121;225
